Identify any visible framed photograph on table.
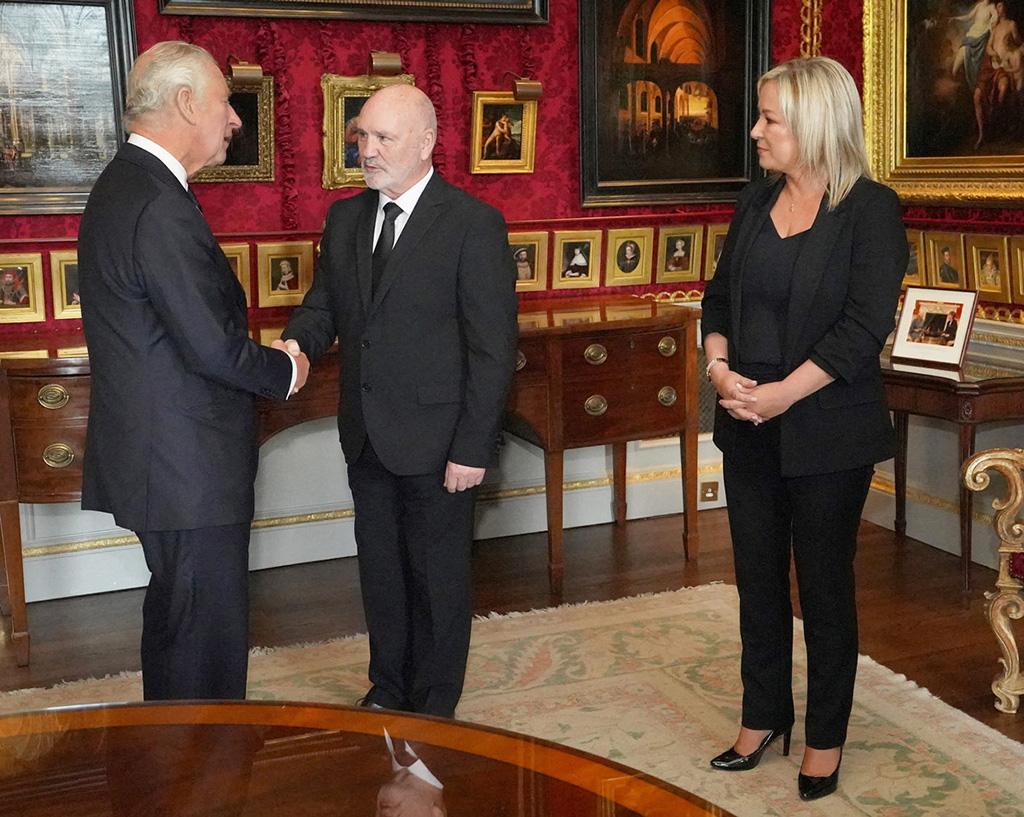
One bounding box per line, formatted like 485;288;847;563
0;253;45;323
578;0;770;206
256;241;313;306
605;227;654;287
703;224;729;281
864;0;1024;204
924;232;965;289
656;225;703;284
551;230;602;290
219;242;252;305
965;235;1012;304
891;286;978;369
0;0;136;214
321;73;415;189
469;92;537;174
49;249;81;320
508;231;548;293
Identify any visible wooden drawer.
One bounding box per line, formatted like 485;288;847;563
12;421;86;500
561;373;685;447
561;330;683;381
513;337;547;384
9;376;91;421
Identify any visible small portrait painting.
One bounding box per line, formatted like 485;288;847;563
49;249;80;319
616;240;641;273
272;256;300;291
976;250;1001;289
257;242;314;306
0;253;45;323
62;264;81;307
0;267;31;308
481;103;524;161
704;225;729;281
656;226;703;283
925;232;965;289
666;235;692;272
965;234;1011;302
218;242;251;306
606;228;654;286
508;231;548;292
562;243;591;279
551;230;602;290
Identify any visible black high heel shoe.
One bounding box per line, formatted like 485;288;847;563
709;726;792;771
798;748;843;800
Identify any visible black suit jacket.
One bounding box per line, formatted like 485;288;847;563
701;176;908;477
283;173;518;474
79;143;293;531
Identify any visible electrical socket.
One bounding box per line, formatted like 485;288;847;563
700;481;719;502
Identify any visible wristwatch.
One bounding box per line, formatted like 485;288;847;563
705;357;729;381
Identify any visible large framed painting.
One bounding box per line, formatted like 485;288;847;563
578;0;770;207
0;0;136;214
158;0;547;23
194;77;274;183
322;73;415;189
864;0;1024;204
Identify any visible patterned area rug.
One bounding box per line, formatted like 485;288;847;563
2;584;1022;816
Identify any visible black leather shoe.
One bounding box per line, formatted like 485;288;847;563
356;686;409;712
709;726;792;771
798;749;842;800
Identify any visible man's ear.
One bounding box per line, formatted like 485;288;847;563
419;128;436;161
176;85;198;125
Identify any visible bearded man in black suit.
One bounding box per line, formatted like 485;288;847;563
79;41;309;700
280;84;517;718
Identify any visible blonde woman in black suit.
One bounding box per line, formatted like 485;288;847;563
701;56;907;801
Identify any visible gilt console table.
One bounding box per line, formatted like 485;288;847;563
0;297;701;666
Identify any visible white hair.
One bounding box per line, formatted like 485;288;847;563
759;56;871;210
123;41;218;130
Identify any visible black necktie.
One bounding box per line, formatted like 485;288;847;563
372;202;402;297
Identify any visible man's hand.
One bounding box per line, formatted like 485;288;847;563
444;461;485;493
272;338;310;395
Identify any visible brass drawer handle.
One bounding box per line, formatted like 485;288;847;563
584;394;608;416
658;386;678;407
583;343;608;365
657;336;677;357
42;443;75;469
37;384;70;410
515;350;527;372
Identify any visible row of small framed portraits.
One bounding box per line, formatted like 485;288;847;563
510;224;729;292
0;241;317;324
904;230;1024;305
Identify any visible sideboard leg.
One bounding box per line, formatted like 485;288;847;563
612;442;627;525
0;500;30;666
544;450;565;597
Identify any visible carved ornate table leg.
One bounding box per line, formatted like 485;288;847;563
963;448;1024;713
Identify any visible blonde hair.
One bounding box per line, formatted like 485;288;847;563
758;56;870;210
123;41;217;130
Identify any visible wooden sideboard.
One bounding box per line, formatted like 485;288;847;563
880;348;1024;592
0;296;701;666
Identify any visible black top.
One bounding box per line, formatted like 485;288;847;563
738;218;807;368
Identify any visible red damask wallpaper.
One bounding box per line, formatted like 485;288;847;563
0;0;1020;340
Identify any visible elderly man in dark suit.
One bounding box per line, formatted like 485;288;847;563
79;41;309;700
280;83;517;718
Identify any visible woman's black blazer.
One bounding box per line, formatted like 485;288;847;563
701;175;908;477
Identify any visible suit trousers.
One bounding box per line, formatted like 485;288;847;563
722;418;872;749
137;523;251;700
347;440;476;718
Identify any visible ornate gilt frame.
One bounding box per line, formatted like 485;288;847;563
256;241;314;307
321;73;415;189
509;231;548;293
864;0;1024;204
605;227;654;287
0;253;45;323
49;249;81;320
655;225;704;285
219;242;252;305
194;77;275;183
469;91;537;175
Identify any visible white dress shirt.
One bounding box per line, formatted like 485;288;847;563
372;167;434;250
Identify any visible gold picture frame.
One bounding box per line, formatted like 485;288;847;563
509;231;548;293
903;229;925;288
863;0;1024;204
49;249;81;320
1009;237;1024;305
703;224;729;281
321;73;415;189
965;234;1012;304
924;232;966;289
219;242;252;306
257;241;314;307
605;227;654;287
469;91;537;175
551;230;602;290
655;225;704;284
193;76;274;183
0;253;45;323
